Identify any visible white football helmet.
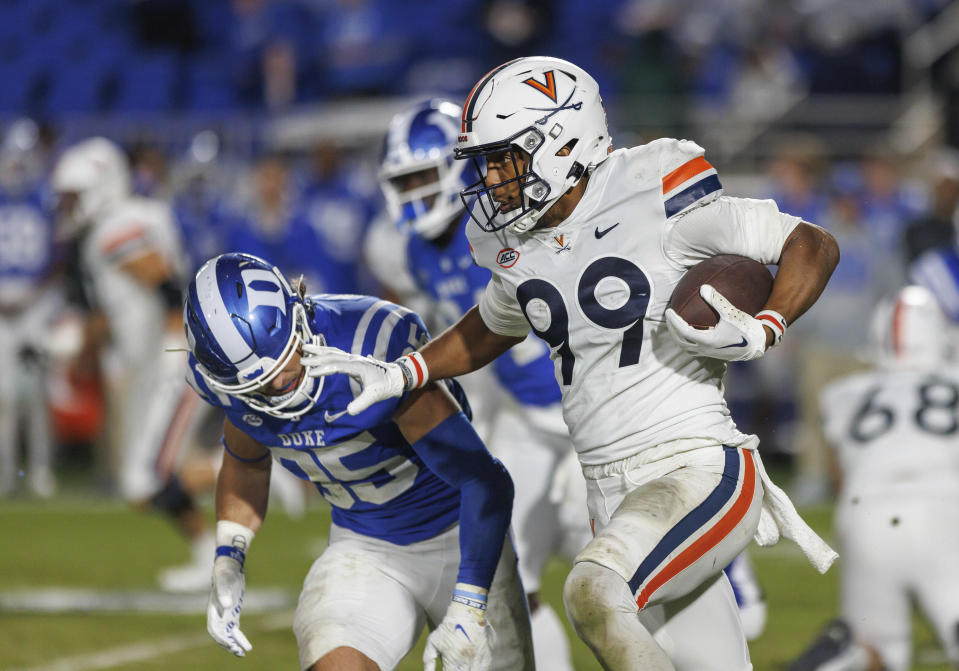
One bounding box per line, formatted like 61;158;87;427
0;118;43;195
869;285;953;370
51;137;130;233
454;56;612;234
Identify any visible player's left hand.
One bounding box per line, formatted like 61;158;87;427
423;601;494;671
207;554;252;657
665;284;768;362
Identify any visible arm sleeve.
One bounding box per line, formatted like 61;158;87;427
410;412;514;589
477;274;531;338
664;196;803;268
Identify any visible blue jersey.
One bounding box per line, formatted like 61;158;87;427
405;215;561;407
188;295;464;545
225;196;368;296
910;245;959;322
0;185;57;301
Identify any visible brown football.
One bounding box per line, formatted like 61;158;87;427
668;255;774;328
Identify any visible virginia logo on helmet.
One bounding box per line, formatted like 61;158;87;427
523;71;557;102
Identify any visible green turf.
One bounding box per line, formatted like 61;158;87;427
0;499;951;670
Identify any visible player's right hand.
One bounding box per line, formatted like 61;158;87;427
301;344;408;415
423;600;494;671
207;554;252;657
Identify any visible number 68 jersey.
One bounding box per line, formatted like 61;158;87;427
469;138;802;467
821;367;959;502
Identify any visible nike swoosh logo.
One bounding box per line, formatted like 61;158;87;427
594;222;620;239
324;409;347;422
454;624;471;641
719;338;748;349
496;111;518;119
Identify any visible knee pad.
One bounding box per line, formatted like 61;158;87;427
149;475;195;516
563;561;635;633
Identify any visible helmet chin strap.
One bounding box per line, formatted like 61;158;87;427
509;171;582;234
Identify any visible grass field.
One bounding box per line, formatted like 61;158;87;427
0;496;951;671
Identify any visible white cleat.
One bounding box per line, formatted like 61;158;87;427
157;562;212;593
158;532;216;593
29;469;57;499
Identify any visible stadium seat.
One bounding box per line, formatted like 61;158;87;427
42;58;113;115
111;54;178;112
184;56;237;111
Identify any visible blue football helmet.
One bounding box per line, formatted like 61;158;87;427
183;253;324;420
379;99;477;239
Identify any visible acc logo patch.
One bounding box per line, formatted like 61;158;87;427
242;413;263;427
496;248;520;268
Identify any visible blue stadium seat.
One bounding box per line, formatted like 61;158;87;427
42;58;113;115
112;54;178;112
185;56;237;111
0;59;41;113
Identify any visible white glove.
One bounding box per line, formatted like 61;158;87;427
301;344;425;415
665;284;769;362
423;585;494;671
207;522;254;657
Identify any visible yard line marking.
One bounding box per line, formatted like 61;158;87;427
0;588;293;614
9;612;293;671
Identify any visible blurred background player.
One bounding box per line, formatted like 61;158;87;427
50;137;213;592
184;252;533;669
376;97;590;671
789;285;959;671
0;119;62;498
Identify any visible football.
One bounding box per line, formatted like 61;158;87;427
668;254;774;328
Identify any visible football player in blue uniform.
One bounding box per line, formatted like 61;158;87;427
0;119;62;498
183;252;533;670
376;98;589;671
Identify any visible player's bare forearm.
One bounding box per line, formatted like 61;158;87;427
216;420;271;533
766;222;839;328
420;306;525;379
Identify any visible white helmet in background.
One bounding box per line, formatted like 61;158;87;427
51;137;130;233
0;118;42;194
454;56;612;235
870;285;953;370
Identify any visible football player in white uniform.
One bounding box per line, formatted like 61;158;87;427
789;285;959;671
376;98;591;671
51;138;213;591
304;56;840;670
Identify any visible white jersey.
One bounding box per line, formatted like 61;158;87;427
821;366;959;501
81;196;185;365
469;139;801;466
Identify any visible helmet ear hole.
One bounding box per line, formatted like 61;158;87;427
556;139;578;156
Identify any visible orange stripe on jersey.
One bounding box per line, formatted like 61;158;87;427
662;156;714;195
635;449;756;610
101;226;149;255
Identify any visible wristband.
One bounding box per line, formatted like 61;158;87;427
215;545;246;568
451;582;488;611
755;310;787;346
397;352;429;390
